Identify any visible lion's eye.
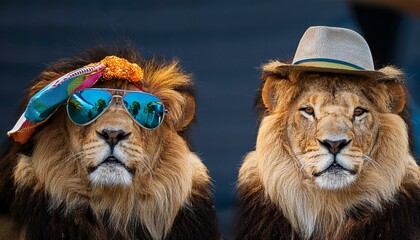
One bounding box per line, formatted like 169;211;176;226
299;106;315;116
353;107;368;117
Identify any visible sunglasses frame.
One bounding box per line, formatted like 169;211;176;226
66;88;167;130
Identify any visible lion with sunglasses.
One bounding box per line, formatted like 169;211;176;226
0;47;220;240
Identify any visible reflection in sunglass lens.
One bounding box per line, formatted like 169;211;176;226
67;89;112;125
124;92;165;129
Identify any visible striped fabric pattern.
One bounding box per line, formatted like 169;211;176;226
293;58;365;70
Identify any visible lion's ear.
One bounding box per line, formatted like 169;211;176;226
262;76;280;110
260;61;295;111
261;74;293;112
385;82;406;114
376;66;406;114
177;91;195;130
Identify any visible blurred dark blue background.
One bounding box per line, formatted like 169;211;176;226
1;0;419;237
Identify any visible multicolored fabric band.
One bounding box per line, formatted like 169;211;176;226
8;56;144;143
293;58;365;71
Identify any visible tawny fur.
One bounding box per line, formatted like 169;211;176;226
237;61;420;240
0;46;219;240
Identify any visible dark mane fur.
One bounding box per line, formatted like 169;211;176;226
235;179;298;240
235;179;420;240
11;179;219;240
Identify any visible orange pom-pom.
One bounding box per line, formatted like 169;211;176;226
98;56;143;82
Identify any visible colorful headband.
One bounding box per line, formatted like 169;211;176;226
8;56;144;144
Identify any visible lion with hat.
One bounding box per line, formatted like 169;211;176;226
236;26;420;240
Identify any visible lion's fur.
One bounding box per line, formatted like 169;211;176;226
236;61;420;239
0;46;220;240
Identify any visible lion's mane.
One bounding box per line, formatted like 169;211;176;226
0;46;220;240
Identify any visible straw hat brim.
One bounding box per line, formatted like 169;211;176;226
274;64;385;78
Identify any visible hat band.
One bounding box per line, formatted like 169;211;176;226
293;58;365;71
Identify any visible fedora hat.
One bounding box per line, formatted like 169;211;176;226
276;26;384;77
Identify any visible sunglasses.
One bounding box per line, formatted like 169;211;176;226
66;88;167;130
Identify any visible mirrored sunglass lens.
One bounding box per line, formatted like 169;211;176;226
67;89;111;125
124;93;165;129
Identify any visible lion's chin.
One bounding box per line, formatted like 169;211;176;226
314;169;356;190
89;164;133;187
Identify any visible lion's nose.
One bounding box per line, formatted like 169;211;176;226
97;129;131;150
319;139;351;155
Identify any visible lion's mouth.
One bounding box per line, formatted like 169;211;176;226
100;156;125;167
314;162;356;177
88;156;135;175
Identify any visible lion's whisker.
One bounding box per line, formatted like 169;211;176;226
141;161;154;178
64;151;86;162
296;157;307;171
124;150;154;178
362;154;384;171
